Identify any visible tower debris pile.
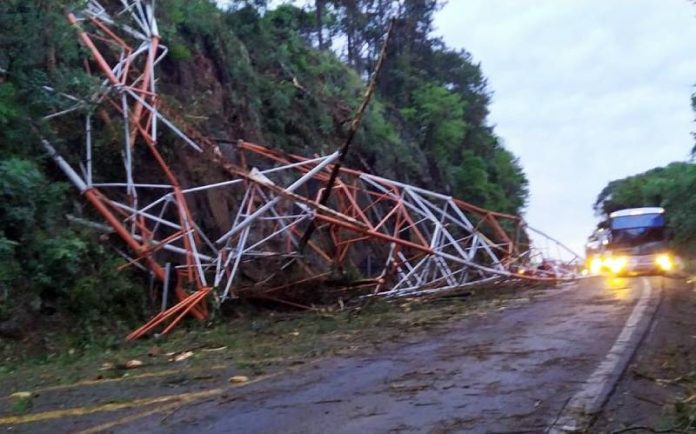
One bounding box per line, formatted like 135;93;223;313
42;0;579;339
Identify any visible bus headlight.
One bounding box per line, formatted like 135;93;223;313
607;256;627;274
655;254;673;271
589;257;603;274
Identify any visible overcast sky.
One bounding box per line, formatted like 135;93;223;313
433;0;696;255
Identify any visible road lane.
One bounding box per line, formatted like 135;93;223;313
550;277;659;433
119;276;662;433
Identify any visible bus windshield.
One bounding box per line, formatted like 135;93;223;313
609;212;666;250
611;213;665;230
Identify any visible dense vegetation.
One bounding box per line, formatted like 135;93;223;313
0;0;528;338
157;0;528;212
0;1;148;340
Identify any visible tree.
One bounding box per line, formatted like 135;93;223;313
401;82;466;188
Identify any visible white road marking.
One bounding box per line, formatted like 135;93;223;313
549;277;658;433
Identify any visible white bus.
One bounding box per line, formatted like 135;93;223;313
589;207;675;276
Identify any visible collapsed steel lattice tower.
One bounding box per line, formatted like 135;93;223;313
42;0;579;339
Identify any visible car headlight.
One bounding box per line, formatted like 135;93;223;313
655;254;673;271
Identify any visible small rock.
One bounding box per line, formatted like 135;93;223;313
9;392;31;399
229;375;249;384
201;346;228;353
125;359;143;369
171;351;194;362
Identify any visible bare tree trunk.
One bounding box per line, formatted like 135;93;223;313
41;0;56;74
346;30;354;66
297;19;395;253
316;0;325;49
343;0;360;68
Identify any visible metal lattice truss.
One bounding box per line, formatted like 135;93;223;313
223;142;519;297
41;0;580;339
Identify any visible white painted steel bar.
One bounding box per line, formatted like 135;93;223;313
215;152;340;244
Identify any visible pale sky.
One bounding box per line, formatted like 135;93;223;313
433;0;696;255
223;0;696;256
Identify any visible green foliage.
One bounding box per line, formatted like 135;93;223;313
451;151;489;204
0;158;65;239
11;395;32;413
169;43;194;61
0;1;155;334
155;0;527;215
401;83;467;151
486;147;529;214
594;162;696;254
0;83;20;126
0;237;21;320
0;158;144;327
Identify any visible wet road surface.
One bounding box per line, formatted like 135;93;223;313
124;276;666;433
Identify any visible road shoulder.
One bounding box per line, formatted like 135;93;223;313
590;277;696;433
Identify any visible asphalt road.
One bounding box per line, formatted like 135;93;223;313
126;276;667;433
1;276;674;433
